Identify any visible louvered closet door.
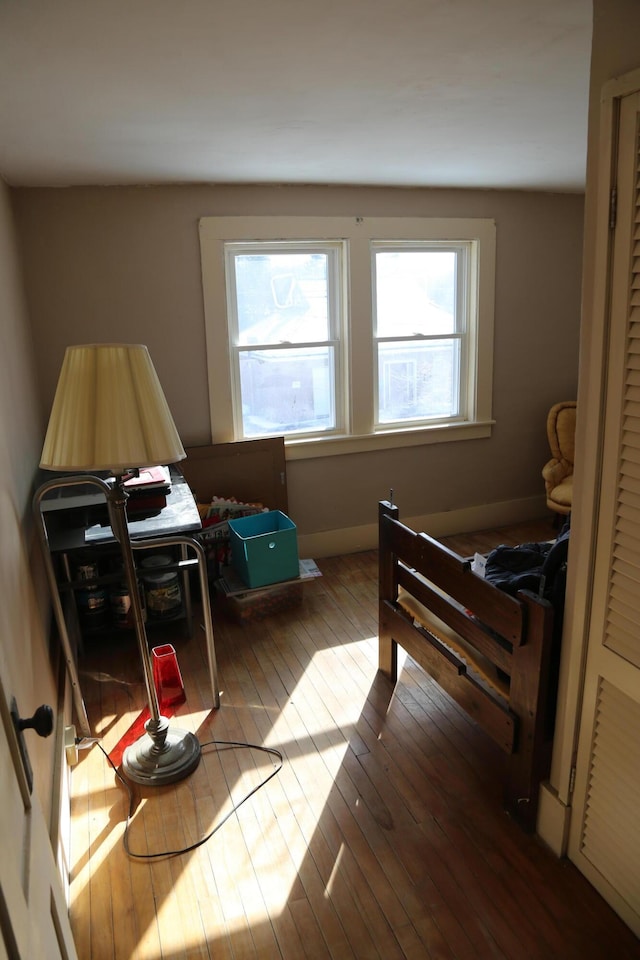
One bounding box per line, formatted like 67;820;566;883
568;90;640;937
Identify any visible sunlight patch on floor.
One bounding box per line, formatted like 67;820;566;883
70;635;377;947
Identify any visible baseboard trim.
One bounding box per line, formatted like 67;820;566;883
537;781;571;856
297;494;548;559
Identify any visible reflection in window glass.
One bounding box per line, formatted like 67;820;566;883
239;347;335;437
375;250;456;338
235;253;330;345
377;340;459;423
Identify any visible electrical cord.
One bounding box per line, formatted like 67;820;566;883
91;737;283;860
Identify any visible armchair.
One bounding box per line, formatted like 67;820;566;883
542;401;576;516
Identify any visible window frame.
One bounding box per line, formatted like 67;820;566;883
370;240;472;430
199;216;496;461
224;240;348;441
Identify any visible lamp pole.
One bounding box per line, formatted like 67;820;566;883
105;478;201;785
107;479;162;725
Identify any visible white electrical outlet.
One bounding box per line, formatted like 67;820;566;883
64;725;78;766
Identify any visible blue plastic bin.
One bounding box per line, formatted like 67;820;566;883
228;510;299;588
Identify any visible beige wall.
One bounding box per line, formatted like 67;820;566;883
0;179;57;823
13;182;583;543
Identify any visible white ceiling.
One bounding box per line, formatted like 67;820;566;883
0;0;592;192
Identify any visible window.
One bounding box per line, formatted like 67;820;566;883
373;244;468;426
225;242;345;438
199;217;495;459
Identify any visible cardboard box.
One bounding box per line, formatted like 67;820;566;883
228;510;299;588
180;438;288;512
214;559;321;622
216;579;304;622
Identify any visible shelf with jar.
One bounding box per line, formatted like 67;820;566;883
38;464;202;649
66;546;191;639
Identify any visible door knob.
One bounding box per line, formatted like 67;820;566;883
14;703;54;738
10;699;55;794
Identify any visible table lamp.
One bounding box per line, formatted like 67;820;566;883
39;343;201;785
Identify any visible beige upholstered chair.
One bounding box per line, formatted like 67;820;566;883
542;401;576;516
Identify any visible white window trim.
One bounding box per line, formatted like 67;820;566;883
199;216;496;461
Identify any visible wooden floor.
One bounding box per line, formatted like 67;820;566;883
68;518;639;960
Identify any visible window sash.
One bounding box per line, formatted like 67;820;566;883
225;240;346;440
371;241;472;430
237;344;338;439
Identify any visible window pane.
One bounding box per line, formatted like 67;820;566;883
239;347;335;437
375;250;456;337
235;253;330;345
377;340;459;424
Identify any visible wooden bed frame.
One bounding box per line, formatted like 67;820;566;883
378;500;556;832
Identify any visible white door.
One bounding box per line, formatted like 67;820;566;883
0;675;78;959
568;87;640;937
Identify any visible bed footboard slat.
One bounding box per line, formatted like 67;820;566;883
380;600;516;753
396;564;514;674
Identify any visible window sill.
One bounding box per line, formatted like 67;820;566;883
284;420;494;461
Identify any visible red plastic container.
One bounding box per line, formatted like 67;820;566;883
151;643;186;708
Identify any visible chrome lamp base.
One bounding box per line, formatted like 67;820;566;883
122;715;201;786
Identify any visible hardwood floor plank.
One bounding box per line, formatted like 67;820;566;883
87;669;119;960
68;741;94;960
286;897;333;959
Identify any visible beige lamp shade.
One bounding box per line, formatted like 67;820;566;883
40;343;186;473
